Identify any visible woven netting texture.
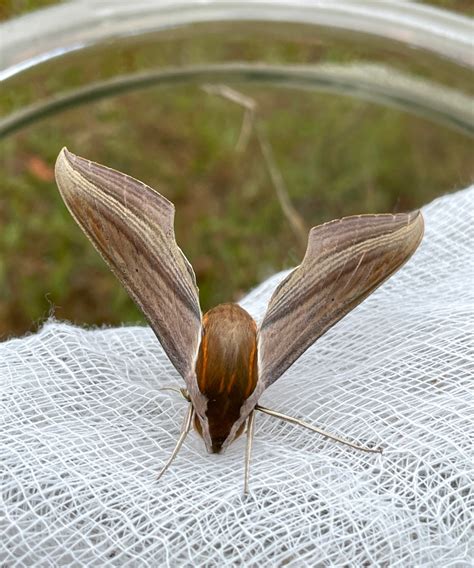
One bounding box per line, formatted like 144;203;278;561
1;187;473;567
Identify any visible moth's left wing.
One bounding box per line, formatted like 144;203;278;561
55;148;202;383
257;212;424;387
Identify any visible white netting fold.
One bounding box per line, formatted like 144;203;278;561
1;187;473;567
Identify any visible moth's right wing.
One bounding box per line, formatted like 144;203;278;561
55;148;202;383
257;212;424;388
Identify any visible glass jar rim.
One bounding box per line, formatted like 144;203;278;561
1;0;472;83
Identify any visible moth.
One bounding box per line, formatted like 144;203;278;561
55;148;424;492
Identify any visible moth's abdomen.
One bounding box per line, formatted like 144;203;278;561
195;303;258;453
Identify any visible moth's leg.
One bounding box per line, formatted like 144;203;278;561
158;386;181;395
157;402;194;480
180;388;191;402
158;386;191;402
243;410;256;495
255;405;383;454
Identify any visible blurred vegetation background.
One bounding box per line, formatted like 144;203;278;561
0;0;473;339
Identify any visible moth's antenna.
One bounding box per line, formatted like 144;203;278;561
157;403;195;480
255;405;383;454
243;411;256;495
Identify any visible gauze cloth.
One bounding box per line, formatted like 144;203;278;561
1;187;473;566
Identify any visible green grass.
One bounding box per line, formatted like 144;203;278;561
0;1;472;338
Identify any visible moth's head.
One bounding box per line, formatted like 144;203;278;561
193;413;246;454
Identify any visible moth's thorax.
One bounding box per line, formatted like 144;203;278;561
194;303;258;453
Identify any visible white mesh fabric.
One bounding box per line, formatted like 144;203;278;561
1;187;473;567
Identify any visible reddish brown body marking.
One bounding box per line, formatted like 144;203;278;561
195;303;258;453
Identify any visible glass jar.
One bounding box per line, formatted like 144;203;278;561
0;0;472;334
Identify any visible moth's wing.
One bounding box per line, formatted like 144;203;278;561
257;212;424;387
55;148;202;383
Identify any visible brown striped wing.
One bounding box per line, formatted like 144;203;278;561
257;212;424;387
55;148;202;383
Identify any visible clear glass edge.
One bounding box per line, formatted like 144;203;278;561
0;0;473;81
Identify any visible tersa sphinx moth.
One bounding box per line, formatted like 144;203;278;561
55;148;424;492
